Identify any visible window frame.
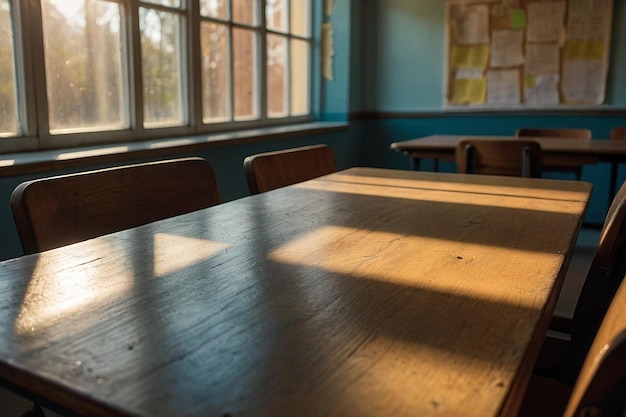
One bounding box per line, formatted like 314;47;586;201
1;0;314;153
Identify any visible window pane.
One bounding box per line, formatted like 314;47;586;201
200;0;228;19
291;39;310;116
290;0;310;37
232;0;257;26
42;0;127;133
0;0;18;137
267;34;287;118
140;7;185;128
140;0;181;8
233;28;258;120
201;22;230;123
266;0;287;32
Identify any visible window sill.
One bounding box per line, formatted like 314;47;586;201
0;122;348;177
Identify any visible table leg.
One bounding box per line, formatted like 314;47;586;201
411;158;441;172
610;162;619;209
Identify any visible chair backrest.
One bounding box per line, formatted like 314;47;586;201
455;139;543;177
559;179;626;385
515;128;592;140
11;157;221;254
610;127;626;142
243;144;337;194
563;273;626;417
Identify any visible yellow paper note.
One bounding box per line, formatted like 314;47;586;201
322;23;334;80
563;41;605;61
451;45;489;69
451;78;486;104
524;75;537;89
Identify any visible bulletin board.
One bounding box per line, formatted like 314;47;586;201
445;0;614;109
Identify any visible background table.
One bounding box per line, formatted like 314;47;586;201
0;168;591;417
391;134;626;208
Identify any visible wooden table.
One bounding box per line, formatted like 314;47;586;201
391;134;626;208
0;168;592;417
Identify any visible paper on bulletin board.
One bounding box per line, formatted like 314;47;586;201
452;3;490;45
487;69;520;104
490;29;524;67
451;45;489;69
526;1;566;43
568;0;612;40
524;74;560;105
562;60;605;103
525;43;560;75
322;23;334;81
451;78;487;104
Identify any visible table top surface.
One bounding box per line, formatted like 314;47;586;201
390;134;626;155
0;168;592;417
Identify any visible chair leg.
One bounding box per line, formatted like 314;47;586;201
21;402;47;417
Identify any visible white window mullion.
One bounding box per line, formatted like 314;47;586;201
128;1;144;132
23;0;50;141
227;1;235;122
260;0;268;122
187;0;202;131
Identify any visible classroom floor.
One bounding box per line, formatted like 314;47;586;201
0;228;600;417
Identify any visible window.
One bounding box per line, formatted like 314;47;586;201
41;0;127;133
0;0;19;137
1;0;313;151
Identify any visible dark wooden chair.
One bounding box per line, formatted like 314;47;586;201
515;128;592;180
534;178;626;386
243;144;337;194
11;157;221;254
519;270;626;417
455;139;543;177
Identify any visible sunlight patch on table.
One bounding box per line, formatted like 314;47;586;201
295;176;587;214
15;241;134;336
153;233;231;277
15;234;230;335
269;225;561;309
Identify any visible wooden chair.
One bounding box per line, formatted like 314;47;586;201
11;157;221;254
515;128;592;180
519;270;626;417
243;144;337;194
535;178;626;386
455;139;543;177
